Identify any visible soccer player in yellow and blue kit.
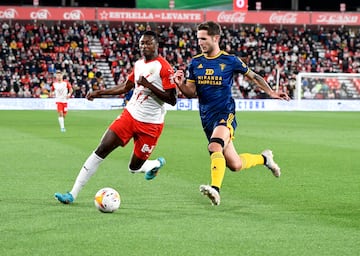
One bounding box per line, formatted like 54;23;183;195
174;21;290;206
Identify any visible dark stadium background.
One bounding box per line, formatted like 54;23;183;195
0;0;359;11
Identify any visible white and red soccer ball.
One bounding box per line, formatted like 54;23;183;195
94;187;121;213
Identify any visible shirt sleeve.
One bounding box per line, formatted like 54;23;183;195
127;70;135;83
186;59;195;83
159;58;176;90
234;56;250;75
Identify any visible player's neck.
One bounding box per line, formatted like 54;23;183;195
205;49;221;58
144;54;158;62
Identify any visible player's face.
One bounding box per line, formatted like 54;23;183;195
55;73;62;81
139;35;157;60
197;30;219;56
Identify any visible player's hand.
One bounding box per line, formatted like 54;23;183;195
86;91;98;101
137;75;150;88
269;91;291;101
279;92;291;101
174;70;185;86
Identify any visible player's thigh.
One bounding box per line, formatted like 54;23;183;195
108;110;134;146
63;103;68;115
208;125;231;152
133;123;163;160
212;125;231;141
96;129;123;158
56;102;63;112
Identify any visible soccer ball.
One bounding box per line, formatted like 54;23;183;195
94;187;121;213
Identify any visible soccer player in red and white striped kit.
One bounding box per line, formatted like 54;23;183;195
50;70;73;132
55;31;177;204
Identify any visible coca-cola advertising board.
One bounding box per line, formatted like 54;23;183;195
206;11;310;25
97;8;204;23
0;6;95;20
0;6;359;26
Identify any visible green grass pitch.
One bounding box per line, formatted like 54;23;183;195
0;109;359;255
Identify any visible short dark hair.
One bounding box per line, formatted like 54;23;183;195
197;21;221;36
142;30;159;43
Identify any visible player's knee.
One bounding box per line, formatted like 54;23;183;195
208;137;224;154
228;163;242;172
95;143;115;159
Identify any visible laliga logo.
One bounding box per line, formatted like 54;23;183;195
30;9;51;19
316;14;358;24
63;10;84;20
0;8;18;19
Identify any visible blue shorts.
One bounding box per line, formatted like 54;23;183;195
202;112;237;141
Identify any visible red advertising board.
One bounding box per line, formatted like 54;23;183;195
97;8;204;23
206;11;311;25
0;6;96;21
311;12;360;26
0;6;359;26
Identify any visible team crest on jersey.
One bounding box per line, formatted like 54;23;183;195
220;64;226;71
197;64;203;69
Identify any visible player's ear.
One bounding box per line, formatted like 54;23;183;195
214;34;221;43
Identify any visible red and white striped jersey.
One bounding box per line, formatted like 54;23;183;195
126;56;176;124
51;81;72;103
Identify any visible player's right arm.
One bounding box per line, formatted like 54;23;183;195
174;70;197;98
49;83;55;98
86;79;135;101
245;70;290;101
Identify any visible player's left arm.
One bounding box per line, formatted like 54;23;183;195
245;70;290;100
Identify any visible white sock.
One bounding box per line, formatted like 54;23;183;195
129;159;160;173
70;152;103;199
58;117;65;129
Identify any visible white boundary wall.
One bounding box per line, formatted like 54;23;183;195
0;98;359;111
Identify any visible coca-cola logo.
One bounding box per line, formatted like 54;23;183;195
0;8;18;19
30;9;51;20
269;12;297;24
217;11;246;23
63;10;84;20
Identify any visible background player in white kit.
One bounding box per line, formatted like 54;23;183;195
55;31;177;204
50;70;73;132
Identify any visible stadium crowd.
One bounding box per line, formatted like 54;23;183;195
0;21;359;99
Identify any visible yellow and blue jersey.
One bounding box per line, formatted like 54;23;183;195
186;51;249;140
